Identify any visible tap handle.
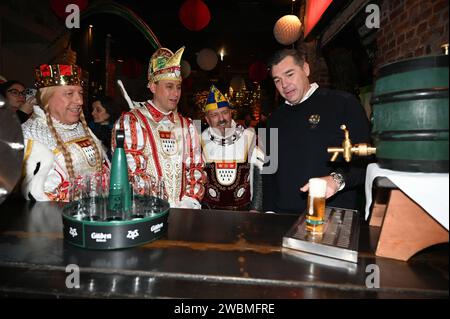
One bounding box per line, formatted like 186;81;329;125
340;124;350;140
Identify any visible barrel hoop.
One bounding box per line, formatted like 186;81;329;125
378;159;449;173
375;130;449;141
377;55;448;78
371;87;449;104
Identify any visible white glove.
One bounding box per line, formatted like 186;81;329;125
176;197;201;209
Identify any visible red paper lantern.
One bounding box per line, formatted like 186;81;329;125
179;0;211;31
50;0;89;19
249;61;268;83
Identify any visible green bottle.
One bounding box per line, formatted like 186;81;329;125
108;130;131;214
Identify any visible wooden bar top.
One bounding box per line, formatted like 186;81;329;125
0;198;448;298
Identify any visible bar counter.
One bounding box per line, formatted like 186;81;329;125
0;198;448;299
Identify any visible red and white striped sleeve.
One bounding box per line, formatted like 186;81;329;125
180;117;206;207
112;111;148;177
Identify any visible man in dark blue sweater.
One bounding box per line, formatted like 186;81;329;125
262;48;371;214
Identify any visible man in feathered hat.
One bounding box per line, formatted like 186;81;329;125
201;85;264;212
114;47;206;209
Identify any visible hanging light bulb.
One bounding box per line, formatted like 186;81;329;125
219;48;225;61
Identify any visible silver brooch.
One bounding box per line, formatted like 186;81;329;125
308;114;320;127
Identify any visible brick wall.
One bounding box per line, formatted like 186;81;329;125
303;0;448;85
305;39;331;87
376;0;449;71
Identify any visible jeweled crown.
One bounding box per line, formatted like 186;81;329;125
148;46;184;85
34;64;83;89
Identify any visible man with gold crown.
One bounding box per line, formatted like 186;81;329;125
114;47;206;209
21;64;110;201
201;85;264;212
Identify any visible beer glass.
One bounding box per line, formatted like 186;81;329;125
305;178;327;235
147;176;163;214
130;174;144;219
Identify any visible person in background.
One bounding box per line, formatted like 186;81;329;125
21;64;109;201
201;85;264;212
89;96;124;160
263;47;371;214
0;80;35;123
255;109;270;133
114;47;206;208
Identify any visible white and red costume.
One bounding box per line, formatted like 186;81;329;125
201;121;264;211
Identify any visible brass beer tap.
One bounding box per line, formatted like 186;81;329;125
327;125;376;162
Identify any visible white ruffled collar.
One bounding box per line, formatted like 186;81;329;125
208;120;238;139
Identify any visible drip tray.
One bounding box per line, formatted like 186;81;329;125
282;206;360;263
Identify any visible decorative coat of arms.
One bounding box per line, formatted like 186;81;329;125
159;130;178;155
75;139;97;167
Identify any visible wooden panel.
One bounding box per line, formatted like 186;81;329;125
376;190;449;261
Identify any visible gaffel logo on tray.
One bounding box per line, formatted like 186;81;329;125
126;229;140;240
69;227;78;238
91;232;112;242
151;223;164;233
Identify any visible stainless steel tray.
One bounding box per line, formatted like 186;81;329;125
282;206;360;263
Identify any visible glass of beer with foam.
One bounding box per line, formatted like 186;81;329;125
306;178;327;235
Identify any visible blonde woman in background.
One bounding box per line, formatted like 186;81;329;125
21;64;109;201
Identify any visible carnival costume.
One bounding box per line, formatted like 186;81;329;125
21;64;109;201
201;86;264;211
114;47;206;209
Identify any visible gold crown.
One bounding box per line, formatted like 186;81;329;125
148;46;185;84
34;64;83;89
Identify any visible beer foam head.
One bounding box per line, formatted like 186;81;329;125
309;178;327;197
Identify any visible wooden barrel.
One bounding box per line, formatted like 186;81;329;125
372;55;448;173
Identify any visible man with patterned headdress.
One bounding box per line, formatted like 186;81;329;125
21;64;110;201
201;85;264;212
114;47;206;209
